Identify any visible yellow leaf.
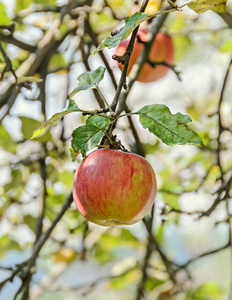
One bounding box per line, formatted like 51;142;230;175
144;0;161;15
188;0;227;13
53;248;75;263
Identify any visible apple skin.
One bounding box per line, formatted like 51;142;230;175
72;148;157;226
115;31;174;83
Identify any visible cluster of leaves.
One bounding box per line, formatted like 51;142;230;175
32;64;202;157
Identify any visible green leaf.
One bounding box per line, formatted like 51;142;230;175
34;0;57;4
31;100;80;139
191;282;223;300
0;235;20;257
86;114;110;128
71;115;110;157
48;53;67;72
145;277;165;291
220;40;232;52
16;0;33;13
69;66;106;97
19;116;51;142
138;104;202;146
89;10;118;33
4;169;22;192
110;269;139;289
188;0;227;13
23;215;36;232
0;3;10;25
17;76;43;84
0;125;17;154
94;12;151;53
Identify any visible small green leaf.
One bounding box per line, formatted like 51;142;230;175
24;215;36;232
69;66;106;97
86;114;110;127
0;125;17;154
71;115;110;157
188;0;227;13
71;125;104;157
31;100;80;139
138;104;202;146
19;116;51;142
0;235;21;257
0;3;10;25
145;277;165;291
94;12;151;53
17;76;43;84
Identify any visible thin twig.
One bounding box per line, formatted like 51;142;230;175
176;241;230;271
0;41;17;82
216;55;232;179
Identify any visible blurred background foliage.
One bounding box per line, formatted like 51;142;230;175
0;0;232;299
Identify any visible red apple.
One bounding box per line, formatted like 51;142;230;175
114;31;174;83
73;148;157;226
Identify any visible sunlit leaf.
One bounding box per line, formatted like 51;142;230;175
4;169;22;192
145;276;165;291
110;269;140;289
89;10;118;33
16;0;33;13
0;235;20;257
220;40;232;52
0;125;17;154
94;12;151;52
53;248;75;263
48;53;67;72
31;100;80;139
23;215;36;232
188;0;227;13
138;104;202;146
0;3;10;25
69;66;106;97
19;116;51;142
191;282;223;299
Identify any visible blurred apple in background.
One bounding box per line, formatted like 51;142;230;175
115;30;174;83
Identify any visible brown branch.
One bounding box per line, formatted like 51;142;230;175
0;23;15;34
218;11;232;28
0;41;17;81
216;55;232;179
136;206;155;300
110;0;152;112
199;174;232;218
0;32;37;52
166;208;202;216
177;241;230;271
85;18;118;90
0;262;27;291
142;217;177;283
124;104;146;157
79;40;105;109
1;193;74;299
147;59;181;81
115;8;170;117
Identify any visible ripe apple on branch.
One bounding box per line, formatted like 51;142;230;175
72;148;157;226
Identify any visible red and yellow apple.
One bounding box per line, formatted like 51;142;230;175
72;148;157;226
114;30;174;83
